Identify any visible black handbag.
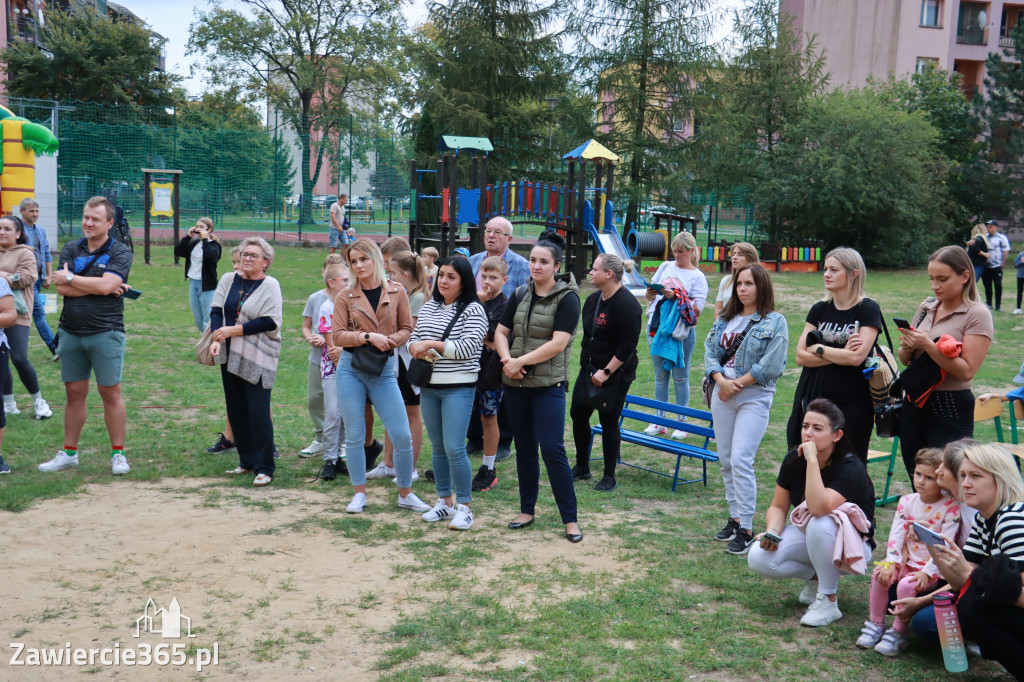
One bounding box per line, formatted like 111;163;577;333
874;400;903;438
408;303;466;388
351;346;389;376
578;365;622;411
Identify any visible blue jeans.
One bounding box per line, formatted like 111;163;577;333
420;386;475;504
336;352;414;487
651;329;697;417
32;278;55;351
188;278;215;332
504;384;578;524
910;605;939;642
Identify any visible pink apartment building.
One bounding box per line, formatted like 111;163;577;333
781;0;1023;99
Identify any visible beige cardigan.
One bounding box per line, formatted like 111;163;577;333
0;244;37;327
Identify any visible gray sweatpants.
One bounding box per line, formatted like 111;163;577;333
711;383;774;530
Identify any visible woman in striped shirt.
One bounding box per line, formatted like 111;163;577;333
409;256;488;530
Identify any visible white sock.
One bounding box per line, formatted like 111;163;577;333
482;455;496;469
31;392;43;402
3;394;14;405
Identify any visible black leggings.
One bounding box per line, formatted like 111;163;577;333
2;324;40;395
899;389;974;484
1016;276;1023;310
982;266;1004;309
569;374;631;478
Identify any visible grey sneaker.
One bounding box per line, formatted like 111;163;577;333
873;628;908;656
0;455;10;474
856;621;885;649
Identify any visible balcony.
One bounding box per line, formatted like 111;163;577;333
957;25;989;44
9;15;41;44
960;83;980;101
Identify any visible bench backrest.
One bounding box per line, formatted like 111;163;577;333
620;394;716;442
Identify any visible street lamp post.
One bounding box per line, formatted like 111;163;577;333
545;97;561;149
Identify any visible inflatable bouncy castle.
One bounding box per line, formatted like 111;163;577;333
0;105;59;214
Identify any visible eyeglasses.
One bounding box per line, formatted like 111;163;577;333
484;229;512;237
240;252;263;261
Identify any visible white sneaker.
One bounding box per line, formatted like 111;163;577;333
800;594;842;627
33;397;52;420
392;470;419;484
298;439;324;458
366;462;395;479
345;492;367;513
856;621;885;649
422;499;455;522
111;454;130;475
643;423;667;436
671;430;688;440
4;399;19;415
449;504;474;530
38;450;79;472
873;627;908;656
1014;308;1022;315
397;492;431;512
798;579;819;605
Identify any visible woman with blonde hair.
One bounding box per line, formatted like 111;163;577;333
714;242;760;319
966;223;989;284
174;217;222;332
896;246;993;480
786;247;881;462
643;231;708;438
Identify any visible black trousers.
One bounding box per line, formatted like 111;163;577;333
982;266;1004;309
221;365;275;476
569;374;631;478
899;389;974;485
1016;276;1023;310
959;592;1024;680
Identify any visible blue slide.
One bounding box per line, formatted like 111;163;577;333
583;200;648;295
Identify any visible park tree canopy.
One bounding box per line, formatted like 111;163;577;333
188;0;407;225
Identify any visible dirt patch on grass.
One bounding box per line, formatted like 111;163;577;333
0;478;623;679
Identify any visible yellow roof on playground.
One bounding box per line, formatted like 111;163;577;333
562;139;619;162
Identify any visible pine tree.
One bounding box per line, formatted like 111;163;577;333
976;19;1024;215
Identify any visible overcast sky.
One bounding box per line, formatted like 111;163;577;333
124;0;746;97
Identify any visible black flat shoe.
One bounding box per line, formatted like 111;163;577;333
507;518;534;529
571;465;592;482
566;532;584;543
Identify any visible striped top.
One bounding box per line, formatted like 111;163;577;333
408;300;488;385
962;502;1024;564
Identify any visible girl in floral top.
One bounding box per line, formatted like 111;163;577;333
856;448;960;656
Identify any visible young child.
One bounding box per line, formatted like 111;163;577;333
470;256;509;492
300;253;346;458
316;263;350;480
421;246;438;291
1014;246;1023;314
857;448;960;656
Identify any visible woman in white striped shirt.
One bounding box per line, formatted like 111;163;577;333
409;256;488;530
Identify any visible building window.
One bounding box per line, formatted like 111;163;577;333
915;57;940;74
921;0;942;27
957;2;989;45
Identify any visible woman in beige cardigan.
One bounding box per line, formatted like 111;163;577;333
0;216;50;419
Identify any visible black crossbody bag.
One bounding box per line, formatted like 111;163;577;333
407;303;466;388
702;318;756;408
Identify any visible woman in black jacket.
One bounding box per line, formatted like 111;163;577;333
174;217;222;332
570;253;642;491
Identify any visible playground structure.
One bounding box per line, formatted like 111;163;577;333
409;137;635;285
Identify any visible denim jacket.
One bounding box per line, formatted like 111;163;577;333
703;311;789;389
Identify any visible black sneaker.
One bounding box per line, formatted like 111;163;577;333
571;465;592;481
364;438;383;470
319;459;339;481
0;454;9;474
424;469;435;482
495;443;512;462
715;518;740;542
726;528;755;555
594;475;617;492
206;433;236;454
471;465;498;492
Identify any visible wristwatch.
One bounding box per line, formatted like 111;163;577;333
601;368;611;375
65;273;74;284
815;345;824;356
364;333;371;344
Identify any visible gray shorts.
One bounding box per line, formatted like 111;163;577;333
58;329;126;386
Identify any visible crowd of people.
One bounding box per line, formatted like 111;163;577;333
4;199;1022;677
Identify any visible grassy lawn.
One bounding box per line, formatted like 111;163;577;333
1;241;1020;680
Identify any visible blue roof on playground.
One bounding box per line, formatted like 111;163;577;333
563;139;619;162
438;136;494;152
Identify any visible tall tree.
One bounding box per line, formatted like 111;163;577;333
189;0;407;225
567;0;714;234
0;8;182;112
686;0;827;237
410;0;574;177
975;20;1024;217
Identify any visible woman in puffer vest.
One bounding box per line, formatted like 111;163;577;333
495;230;583;543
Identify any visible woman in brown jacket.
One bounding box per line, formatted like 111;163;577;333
332;238;431;515
0;216;50;419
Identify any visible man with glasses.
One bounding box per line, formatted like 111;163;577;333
469;217;530;296
466;217;529;463
38;197;133;476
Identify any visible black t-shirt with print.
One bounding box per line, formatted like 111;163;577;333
777;449;876;547
805;299;883;395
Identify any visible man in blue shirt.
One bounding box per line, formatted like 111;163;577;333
18;198;56;355
469;217;530;297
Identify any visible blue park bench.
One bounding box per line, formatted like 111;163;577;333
586;394;718;491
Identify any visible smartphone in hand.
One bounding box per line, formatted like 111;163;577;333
123;288;142;300
912;521;946;547
893;317;912;330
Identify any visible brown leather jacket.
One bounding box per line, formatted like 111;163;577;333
332;279;413;349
